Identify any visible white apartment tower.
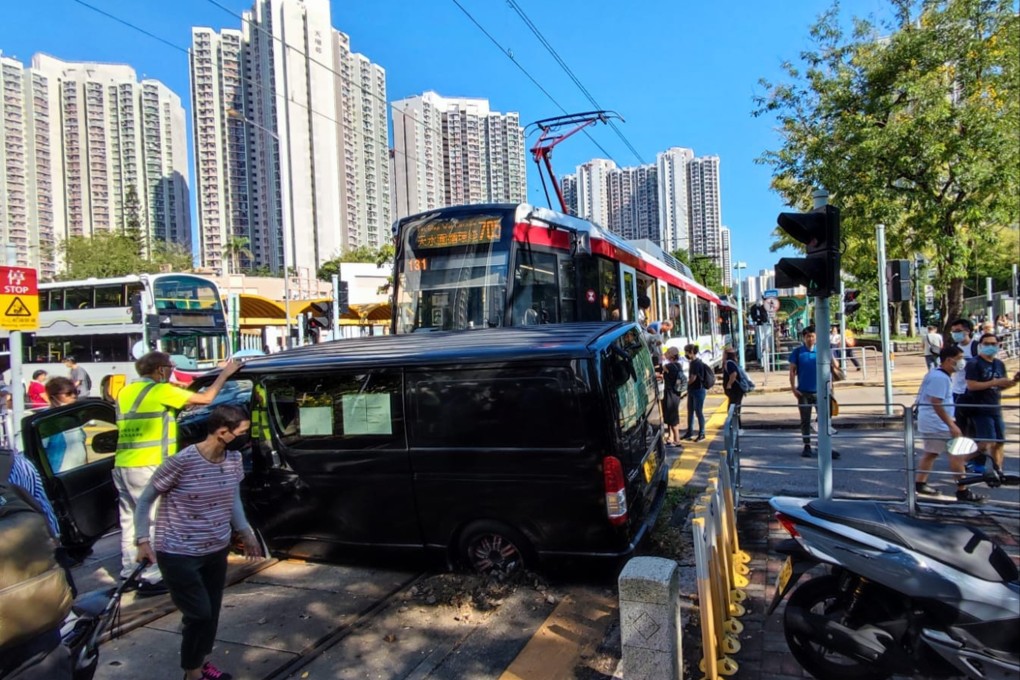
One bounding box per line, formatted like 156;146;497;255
191;0;390;276
656;147;693;254
608;164;659;243
574;158;616;228
0;53;189;274
560;174;578;215
390;92;526;220
687;155;722;267
720;226;732;288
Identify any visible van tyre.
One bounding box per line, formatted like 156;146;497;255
457;521;531;575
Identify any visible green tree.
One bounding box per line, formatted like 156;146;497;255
123;184;145;256
59;231;192;280
754;0;1019;330
670;248;725;291
317;243;395;281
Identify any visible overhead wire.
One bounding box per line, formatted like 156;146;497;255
506;0;647;165
448;0;619;166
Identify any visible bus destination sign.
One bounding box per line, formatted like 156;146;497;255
413;216;502;250
0;265;39;331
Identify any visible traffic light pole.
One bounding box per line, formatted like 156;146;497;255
876;224;894;416
811;190;834;501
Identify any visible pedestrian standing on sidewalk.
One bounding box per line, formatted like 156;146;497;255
789;326;841;460
922;325;944;372
134;405;262;680
913;346;977;500
948;318;979;435
965;333;1019;477
680;344;709;442
661;346;683;445
722;346;745;429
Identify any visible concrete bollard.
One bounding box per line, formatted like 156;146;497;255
618;556;682;680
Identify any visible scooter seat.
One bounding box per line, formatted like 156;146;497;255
806;500;1018;583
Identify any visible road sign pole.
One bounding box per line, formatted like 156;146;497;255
876;224;893;416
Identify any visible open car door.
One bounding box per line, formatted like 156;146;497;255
20;399;119;554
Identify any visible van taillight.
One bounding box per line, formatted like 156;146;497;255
603;456;628;526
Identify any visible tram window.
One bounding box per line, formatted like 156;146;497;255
513;251;559;325
559;258;576;323
698;299;712;336
94;285;123;308
668;287;684;337
598;258;621;321
65;287;90;310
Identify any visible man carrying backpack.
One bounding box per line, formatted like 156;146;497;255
680;344;713;442
0;452;74;679
723;346;754;429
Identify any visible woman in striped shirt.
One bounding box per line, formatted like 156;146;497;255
134;405;261;680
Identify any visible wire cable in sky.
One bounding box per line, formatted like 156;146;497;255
506;0;647;165
448;0;619;166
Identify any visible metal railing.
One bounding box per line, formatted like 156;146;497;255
722;400;1018;517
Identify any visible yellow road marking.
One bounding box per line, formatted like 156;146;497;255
499;588;617;680
668;399;731;488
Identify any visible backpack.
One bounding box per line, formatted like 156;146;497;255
699;360;716;389
728;360;756;394
0;452;74;650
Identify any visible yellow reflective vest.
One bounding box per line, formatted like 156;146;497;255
114;379;192;468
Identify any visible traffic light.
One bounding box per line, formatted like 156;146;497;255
887;260;911;302
773;204;841;297
843;289;861;316
337;281;349;315
308;301;333;331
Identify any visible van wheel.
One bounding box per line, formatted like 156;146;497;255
457;522;530;575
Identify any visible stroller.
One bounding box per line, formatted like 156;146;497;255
60;562;148;680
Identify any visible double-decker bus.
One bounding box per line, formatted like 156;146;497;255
1;273;228;396
391;203;732;365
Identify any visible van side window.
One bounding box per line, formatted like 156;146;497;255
265;372;403;449
409;367;582;448
604;329;657;432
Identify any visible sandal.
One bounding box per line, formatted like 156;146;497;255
956;488;987;503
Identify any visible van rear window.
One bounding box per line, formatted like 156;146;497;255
603;329;656;433
409;367;582;448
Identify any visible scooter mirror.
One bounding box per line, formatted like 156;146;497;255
947;437;978;457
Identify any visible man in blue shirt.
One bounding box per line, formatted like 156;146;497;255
789;326;841;459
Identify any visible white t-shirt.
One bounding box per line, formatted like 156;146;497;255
950;339;977;395
917;368;955;435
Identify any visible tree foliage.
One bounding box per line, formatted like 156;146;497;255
57;231;193;281
123;184;144;256
754;0;1019;329
671;248;726;292
317;243;395;281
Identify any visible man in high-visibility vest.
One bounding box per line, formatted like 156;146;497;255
113;351;240;593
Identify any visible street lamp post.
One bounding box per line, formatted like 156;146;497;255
733;261;747;369
227;109;293;348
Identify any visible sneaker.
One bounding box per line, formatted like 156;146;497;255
956;489;987;503
201;662;233;680
695;433;706;442
135;580;169;598
680;432;693;441
801;446;816;458
831;450;841;460
915;483;940;496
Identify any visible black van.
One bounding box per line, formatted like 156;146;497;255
20;322;668;573
210;321;668;572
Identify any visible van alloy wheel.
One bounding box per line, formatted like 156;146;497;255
458;521;530;575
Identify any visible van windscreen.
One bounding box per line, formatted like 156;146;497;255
603;328;657;435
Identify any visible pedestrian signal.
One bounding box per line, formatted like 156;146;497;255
774;205;841;297
844;289;861;316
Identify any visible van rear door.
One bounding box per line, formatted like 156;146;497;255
601;327;666;528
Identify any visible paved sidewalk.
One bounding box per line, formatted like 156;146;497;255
729;500;1020;680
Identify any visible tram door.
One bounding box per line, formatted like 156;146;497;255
657;282;668;328
620;264;638;321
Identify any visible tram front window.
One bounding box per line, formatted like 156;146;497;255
395;253;508;333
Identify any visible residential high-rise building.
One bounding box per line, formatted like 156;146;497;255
191;0;390;276
573;158;616;228
560;174;577;215
687;155;722;268
720;226;732;288
390;92;526;220
656;147;693;254
608;164;658;243
0;53;189;275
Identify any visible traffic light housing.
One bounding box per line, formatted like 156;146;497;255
337;281;349;315
843;289;861;316
773;204;841;297
887;260;911;303
308;301;333;331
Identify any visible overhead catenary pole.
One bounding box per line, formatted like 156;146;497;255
876;224;894;416
734;261;747;370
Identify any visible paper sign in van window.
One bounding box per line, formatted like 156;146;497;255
342;393;392;435
299;406;334;436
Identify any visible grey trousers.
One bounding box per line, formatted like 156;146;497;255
112;465;163;582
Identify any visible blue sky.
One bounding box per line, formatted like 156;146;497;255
0;0;892;278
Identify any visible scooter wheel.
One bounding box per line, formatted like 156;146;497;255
783;575;892;680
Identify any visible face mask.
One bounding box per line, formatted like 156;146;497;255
951;331;966;343
224;432;251;451
979;345;998;357
955;359;967;372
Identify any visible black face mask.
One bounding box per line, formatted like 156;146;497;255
225;433;251;451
